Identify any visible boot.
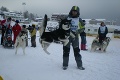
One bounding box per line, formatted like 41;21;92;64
33;41;36;47
99;48;101;50
63;66;68;70
81;44;84;50
83;44;88;51
78;66;85;70
63;57;69;70
75;56;83;68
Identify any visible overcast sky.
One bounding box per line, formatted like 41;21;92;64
0;0;120;20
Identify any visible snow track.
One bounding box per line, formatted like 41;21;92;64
0;32;120;80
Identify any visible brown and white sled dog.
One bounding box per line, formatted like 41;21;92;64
14;31;27;55
91;37;111;52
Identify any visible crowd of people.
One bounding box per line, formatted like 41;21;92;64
0;17;37;47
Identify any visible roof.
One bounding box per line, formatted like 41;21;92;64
35;18;43;20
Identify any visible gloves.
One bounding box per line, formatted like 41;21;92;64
70;31;76;38
76;29;84;34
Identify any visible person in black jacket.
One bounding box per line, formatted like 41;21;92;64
98;22;108;44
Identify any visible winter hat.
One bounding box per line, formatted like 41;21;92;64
71;6;79;12
69;6;80;18
7;17;12;21
32;24;35;28
22;25;26;28
82;20;86;23
15;20;19;23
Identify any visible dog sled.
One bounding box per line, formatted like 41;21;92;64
2;28;14;48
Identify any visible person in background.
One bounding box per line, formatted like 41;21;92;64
21;25;28;46
12;20;22;44
98;22;108;44
0;20;2;30
1;17;12;45
29;24;36;47
80;20;88;50
62;6;85;70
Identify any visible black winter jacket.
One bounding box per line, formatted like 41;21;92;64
98;26;108;36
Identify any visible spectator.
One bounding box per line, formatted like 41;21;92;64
21;25;28;46
80;20;88;50
29;24;36;47
98;22;108;44
1;17;12;45
12;20;22;44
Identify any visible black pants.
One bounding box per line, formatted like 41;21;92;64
63;36;83;67
31;35;36;47
80;36;86;44
99;34;106;43
1;30;5;45
26;34;28;46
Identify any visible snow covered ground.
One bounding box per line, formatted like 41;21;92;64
0;31;120;80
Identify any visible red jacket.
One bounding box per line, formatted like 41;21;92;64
12;23;22;36
1;19;11;29
1;19;6;26
1;20;7;32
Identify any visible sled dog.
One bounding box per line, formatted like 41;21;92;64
14;31;27;55
91;37;111;52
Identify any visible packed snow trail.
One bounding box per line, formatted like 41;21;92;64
0;32;120;80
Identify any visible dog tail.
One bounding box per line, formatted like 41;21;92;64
40;14;48;38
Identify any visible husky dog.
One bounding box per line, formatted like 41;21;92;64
39;14;71;54
91;37;111;52
14;31;27;55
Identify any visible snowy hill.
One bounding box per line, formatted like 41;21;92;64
0;31;120;80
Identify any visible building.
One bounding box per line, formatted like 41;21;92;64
51;13;68;21
88;19;117;25
0;10;4;20
85;24;120;38
114;29;120;38
2;11;24;21
85;24;117;35
35;17;43;22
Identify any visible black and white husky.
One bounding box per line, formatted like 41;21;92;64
39;14;71;54
91;37;111;52
14;31;27;55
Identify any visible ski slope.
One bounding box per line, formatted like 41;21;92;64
0;31;120;80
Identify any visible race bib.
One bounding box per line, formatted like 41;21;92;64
45;21;59;32
71;25;78;32
70;18;79;32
